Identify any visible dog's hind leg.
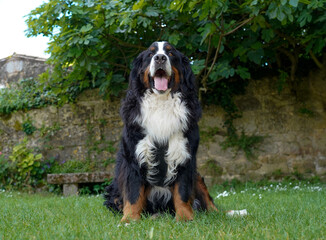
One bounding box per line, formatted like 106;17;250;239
103;180;123;213
194;173;218;212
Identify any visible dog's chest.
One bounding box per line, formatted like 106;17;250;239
135;91;190;186
136;91;189;141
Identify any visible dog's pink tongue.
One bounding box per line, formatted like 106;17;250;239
154;76;168;91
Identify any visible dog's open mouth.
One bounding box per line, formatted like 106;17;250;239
153;69;169;92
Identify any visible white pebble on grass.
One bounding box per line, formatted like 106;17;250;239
227;209;248;217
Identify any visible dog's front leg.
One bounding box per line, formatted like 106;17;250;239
119;162;147;223
172;182;194;221
121;185;147;223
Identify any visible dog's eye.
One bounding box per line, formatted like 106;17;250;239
149;53;154;57
168;52;173;57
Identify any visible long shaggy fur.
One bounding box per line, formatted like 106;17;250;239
104;42;217;220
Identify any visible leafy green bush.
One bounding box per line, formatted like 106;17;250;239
25;0;325;99
0;139;54;190
9;138;43;186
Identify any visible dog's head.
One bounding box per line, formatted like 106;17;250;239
130;41;195;95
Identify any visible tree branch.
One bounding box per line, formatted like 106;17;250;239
200;16;254;89
309;50;323;69
224;17;255;36
201;33;223;90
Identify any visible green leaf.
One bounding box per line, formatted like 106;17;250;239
80;24;93;33
145;7;160;17
132;0;145;10
247;48;264;65
191;59;206;75
236;66;251;79
209;61;235;81
289;0;299;7
234;46;247;57
277;8;286;21
251;42;263;50
168;33;181;46
255;15;266;28
262;29;275;42
267;2;278;19
199;23;216;45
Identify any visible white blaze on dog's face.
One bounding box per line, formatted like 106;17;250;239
149;42;172;93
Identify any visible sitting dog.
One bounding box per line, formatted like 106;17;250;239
104;41;217;222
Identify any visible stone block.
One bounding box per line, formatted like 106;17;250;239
63;183;78;196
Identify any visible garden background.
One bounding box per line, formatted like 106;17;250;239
0;0;326;191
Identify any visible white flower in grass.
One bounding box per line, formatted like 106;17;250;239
309;186;323;192
216;191;230;199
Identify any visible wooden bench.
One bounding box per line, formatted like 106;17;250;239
47;172;111;196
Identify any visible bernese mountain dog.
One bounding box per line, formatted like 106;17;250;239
104;41;217;222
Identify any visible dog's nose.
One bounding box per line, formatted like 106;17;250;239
154;54;167;64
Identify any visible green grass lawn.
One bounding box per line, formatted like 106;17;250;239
0;181;325;240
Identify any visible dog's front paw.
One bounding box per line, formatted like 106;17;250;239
120;213;141;223
175;207;194;222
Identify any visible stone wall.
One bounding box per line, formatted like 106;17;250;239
0;67;325;184
198;67;326;184
0;90;122;172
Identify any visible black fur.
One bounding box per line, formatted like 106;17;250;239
104;42;214;217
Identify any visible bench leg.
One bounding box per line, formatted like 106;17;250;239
63;183;78;196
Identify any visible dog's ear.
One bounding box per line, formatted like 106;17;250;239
130;52;144;81
129;51;146;91
180;53;196;91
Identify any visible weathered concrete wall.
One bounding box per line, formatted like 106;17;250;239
1;68;326;183
0;54;48;88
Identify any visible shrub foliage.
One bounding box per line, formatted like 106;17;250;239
25;0;325;99
0;139;54;190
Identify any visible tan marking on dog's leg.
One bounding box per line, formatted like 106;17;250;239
121;186;147;223
196;174;218;211
173;184;194;221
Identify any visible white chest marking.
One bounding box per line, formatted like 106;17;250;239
135;90;190;186
136;90;188;142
